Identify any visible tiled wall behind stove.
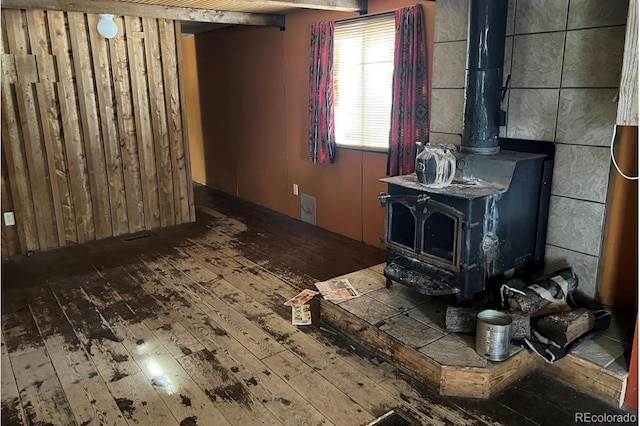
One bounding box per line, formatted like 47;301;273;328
430;0;629;299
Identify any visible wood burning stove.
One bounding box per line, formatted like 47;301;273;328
379;139;554;302
378;0;555;302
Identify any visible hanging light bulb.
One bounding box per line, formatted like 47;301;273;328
97;14;118;39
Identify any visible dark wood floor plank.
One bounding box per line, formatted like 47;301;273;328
494;371;621;426
79;269;237;426
8;346;77;426
192;188;386;274
139;254;285;361
27;288;130;426
494;372;589;426
517;371;620;415
175;240;245;278
118;255;249;357
27;287;77;338
108;318;234;426
116;261;189;331
262;351;374;426
183;221;318;291
178;349;283;426
184;344;331;426
169;240;295;321
106;371;179;426
97;258;175;324
151;321;205;359
446;397;540;426
1;334;27;426
51;283;143;384
161;240;383;422
159;202;367;291
42;334;129;426
140;288;331;425
2;306;44;355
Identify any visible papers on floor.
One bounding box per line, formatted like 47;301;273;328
292;304;312;326
283;289;319;307
314;278;360;302
284;289;318;326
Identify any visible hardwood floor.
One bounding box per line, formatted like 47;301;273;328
1;185;629;425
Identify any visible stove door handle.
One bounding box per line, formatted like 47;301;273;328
377;193;431;207
417;194;430;203
377;192;391;207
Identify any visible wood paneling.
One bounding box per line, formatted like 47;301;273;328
175;22;197;221
1;8;195;257
617;0;638;125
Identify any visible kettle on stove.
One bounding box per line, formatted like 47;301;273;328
415;142;456;188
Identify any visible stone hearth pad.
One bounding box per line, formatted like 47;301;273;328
319;264;630;406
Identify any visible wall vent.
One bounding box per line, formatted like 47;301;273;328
301;193;316;225
121;232;154;243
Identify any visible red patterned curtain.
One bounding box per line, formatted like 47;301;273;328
308;22;336;164
387;5;429;176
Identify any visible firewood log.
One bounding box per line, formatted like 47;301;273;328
509;312;531;340
445;306;480;333
504;268;578;315
536;308;595;346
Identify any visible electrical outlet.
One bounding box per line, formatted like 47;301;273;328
293;183;299;196
3;212;15;226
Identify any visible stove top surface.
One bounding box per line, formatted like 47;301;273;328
381;150;545;199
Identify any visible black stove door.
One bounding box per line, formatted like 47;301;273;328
419;201;463;271
380;194;463;272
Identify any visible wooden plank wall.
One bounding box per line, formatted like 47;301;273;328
617;0;638;125
1;8;195;257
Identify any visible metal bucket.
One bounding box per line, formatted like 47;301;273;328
475;310;512;361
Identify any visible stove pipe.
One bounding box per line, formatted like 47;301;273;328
461;0;509;155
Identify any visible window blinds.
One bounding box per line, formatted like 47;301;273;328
334;15;395;150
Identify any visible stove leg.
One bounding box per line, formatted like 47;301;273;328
386;277;393;288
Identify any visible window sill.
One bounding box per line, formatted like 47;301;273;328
337;145;389;154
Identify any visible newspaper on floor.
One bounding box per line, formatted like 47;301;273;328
314;278;360;302
283;289;319;307
292;304;312;326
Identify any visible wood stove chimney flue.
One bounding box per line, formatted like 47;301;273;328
461;0;509;155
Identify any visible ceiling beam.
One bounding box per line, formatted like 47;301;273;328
239;0;367;12
1;0;286;27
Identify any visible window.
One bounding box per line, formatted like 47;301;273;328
334;15;395;151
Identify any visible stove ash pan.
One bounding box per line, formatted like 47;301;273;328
378;141;554;303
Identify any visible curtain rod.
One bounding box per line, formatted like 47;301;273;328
335;10;394;25
334;1;432;25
